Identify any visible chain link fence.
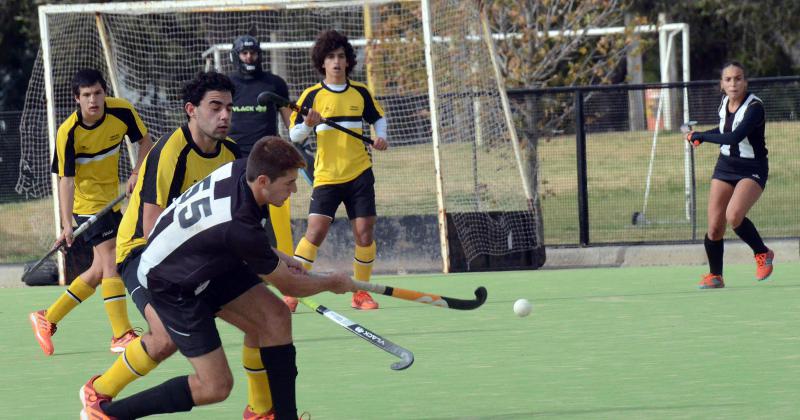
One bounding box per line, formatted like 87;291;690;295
509;77;800;246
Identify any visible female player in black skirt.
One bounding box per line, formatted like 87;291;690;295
687;61;774;289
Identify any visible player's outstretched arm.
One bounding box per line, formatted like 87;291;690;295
260;261;355;298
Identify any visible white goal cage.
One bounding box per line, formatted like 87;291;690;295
20;0;541;281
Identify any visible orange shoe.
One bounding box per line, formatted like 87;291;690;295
698;273;724;289
29;310;57;356
755;249;774;281
351;290;379;310
109;328;140;353
243;405;275;420
283;296;299;313
80;375;112;409
80;399;117;420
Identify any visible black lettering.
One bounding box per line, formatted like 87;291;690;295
178;197;212;228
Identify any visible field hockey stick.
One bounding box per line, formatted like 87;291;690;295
22;191;127;281
354;280;488;310
682;120;699;147
257;91;374;145
297;296;414;370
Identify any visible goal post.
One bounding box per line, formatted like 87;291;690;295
22;0;543;279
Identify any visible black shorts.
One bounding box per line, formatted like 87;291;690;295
712;156;768;190
309;168;376;220
147;264;262;358
120;248;150;316
73;210;122;247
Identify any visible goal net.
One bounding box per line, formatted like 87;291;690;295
21;0;542;274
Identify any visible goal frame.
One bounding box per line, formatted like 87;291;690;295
37;0;529;281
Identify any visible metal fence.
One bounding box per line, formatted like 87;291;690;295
508;77;800;247
3;77;799;264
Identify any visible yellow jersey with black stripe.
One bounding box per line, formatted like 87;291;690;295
51;97;147;214
116;125;240;263
291;80;384;186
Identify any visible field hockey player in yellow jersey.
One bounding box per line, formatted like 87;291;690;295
29;68;153;356
289;29;389;311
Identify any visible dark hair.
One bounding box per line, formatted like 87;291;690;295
721;61;747;79
181;71;236;107
311;29;357;77
246;136;307;182
71;69;108;96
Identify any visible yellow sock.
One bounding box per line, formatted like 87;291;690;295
45;276;95;324
94;337;158;397
243;345;272;414
354;242;377;282
269;201;294;256
101;277;133;338
294;237;318;272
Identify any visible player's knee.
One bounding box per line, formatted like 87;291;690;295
254;303;292;343
195;372;233;404
141;330;177;362
354;232;374;247
725;211;745;228
80;267;103;286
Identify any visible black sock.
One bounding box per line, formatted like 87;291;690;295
261;343;298;420
704;234;724;276
733;217;768;254
102;376;194;419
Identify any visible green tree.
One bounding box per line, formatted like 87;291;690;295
630;0;800;79
0;0;40;110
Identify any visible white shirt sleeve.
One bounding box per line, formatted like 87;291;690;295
373;117;387;140
289;122;313;144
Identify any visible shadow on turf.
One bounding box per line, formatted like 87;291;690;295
418;401;747;419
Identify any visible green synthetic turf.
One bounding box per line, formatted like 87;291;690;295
2;263;798;419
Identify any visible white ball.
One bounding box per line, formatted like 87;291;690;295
513;298;533;317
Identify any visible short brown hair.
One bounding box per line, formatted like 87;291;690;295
246;136;306;182
311;29;357;77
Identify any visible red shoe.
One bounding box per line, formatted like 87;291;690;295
29;310;57;356
283;296;299;313
243;405;275;420
755;249;774;281
80;399;117;420
697;273;725;289
109;328;140;353
80;375;112;409
351;290;379;310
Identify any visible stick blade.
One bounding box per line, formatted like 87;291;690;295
442;286;488;310
256;91;289;107
390;350;415;371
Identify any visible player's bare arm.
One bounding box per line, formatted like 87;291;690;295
142;202;164;240
56;176;76;248
273;248;306;274
126;133;155;194
279;106;293;129
260;260;355;297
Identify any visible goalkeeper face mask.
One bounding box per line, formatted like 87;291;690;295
230;35;262;76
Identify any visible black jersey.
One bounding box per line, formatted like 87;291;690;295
696;93;767;161
228;71;290;156
136;159;279;291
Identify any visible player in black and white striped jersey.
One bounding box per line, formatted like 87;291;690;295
687;61;774;289
81;137;356;419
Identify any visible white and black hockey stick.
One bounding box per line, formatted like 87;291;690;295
298;296;414;370
22;192;126;282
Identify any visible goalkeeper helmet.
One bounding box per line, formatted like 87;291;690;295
230;35;262;75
